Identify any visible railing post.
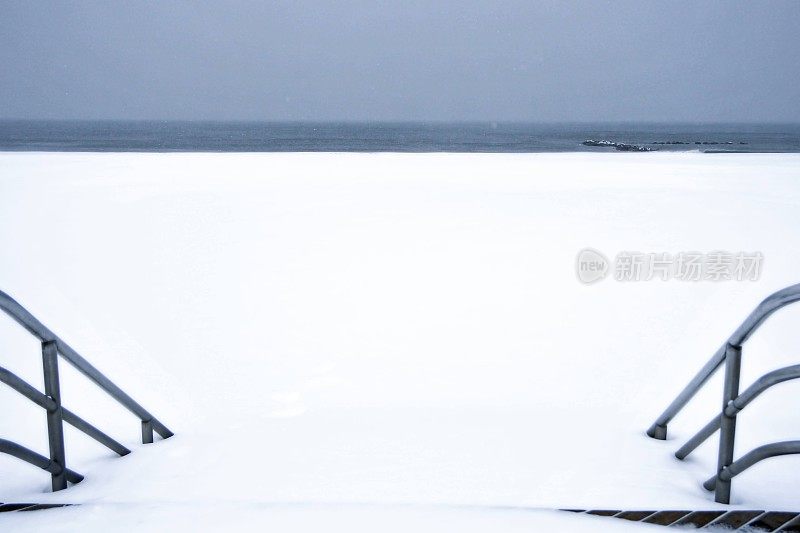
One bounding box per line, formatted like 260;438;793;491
42;340;67;491
715;343;742;504
142;419;154;444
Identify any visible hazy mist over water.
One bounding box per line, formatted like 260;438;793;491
1;1;799;123
2;2;798;151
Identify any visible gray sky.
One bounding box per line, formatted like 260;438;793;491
1;1;799;122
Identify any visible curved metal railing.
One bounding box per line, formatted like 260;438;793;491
675;364;800;460
646;283;800;504
0;439;84;485
0;289;172;491
703;441;800;492
647;283;800;440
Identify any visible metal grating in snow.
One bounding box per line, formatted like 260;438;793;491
562;509;800;531
0;503;73;512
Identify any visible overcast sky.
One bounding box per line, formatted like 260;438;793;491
1;1;798;122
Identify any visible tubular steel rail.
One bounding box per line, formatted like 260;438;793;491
646;283;800;504
0;289;172;491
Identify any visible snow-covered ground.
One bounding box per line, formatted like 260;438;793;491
1;152;799;531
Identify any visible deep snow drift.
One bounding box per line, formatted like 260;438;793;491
1;152;799;531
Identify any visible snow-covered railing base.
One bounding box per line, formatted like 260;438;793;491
0;289;173;492
646;283;800;503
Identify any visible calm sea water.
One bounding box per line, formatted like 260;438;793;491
1;121;799;153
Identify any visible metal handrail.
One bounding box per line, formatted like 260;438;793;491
647;283;800;440
646;283;800;504
0;290;173;440
703;441;800;491
0;289;172;491
0;439;84;484
675;364;800;459
0;365;131;456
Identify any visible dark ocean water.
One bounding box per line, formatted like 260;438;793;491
1;121;799;153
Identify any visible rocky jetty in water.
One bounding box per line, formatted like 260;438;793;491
583;139;751;151
582;139;654;152
652;140;748;146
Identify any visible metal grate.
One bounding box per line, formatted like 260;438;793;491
0;503;73;512
563;509;800;531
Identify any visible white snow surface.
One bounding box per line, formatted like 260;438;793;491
1;152;799;531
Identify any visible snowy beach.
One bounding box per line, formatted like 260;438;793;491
1;152;800;531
